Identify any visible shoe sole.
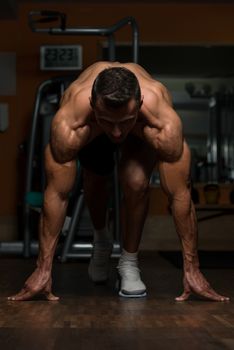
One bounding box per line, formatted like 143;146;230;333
116;278;147;298
118;290;147;298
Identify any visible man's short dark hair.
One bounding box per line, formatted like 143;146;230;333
91;67;141;108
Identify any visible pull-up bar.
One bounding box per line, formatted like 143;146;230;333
28;11;139;63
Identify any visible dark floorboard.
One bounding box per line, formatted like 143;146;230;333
0;252;234;350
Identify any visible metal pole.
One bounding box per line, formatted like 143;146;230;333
108;34;116;61
28;13;139;63
24;79;53;257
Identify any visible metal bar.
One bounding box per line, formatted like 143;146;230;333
131;19;139;63
113;151;121;253
215;93;222;181
208;96;217;182
24;13;140;261
25;79;53;193
24;79;54;257
60;192;85;262
197;212;233;222
29;16;137;36
0;241;121;257
108;34;116;61
28;13;139;63
65;242;121;259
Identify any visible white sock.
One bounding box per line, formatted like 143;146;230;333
93;227;113;244
119;249;138;266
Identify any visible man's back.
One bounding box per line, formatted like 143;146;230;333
58;61;171;133
60;61;153;104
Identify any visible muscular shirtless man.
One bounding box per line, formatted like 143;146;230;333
8;62;229;301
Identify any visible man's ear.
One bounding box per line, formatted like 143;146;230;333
89;97;94;109
139;96;144;108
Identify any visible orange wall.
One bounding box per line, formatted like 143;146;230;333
1;2;234;216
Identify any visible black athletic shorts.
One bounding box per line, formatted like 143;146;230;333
78;134;118;176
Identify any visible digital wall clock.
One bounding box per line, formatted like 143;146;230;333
40;45;83;70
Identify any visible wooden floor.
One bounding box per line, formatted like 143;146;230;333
1;252;234;350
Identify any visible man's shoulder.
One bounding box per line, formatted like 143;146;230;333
61;61;112;101
61;81;90;108
142;82;167;102
142;80;172;107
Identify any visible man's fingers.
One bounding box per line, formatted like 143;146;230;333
8;287;27;300
175;288;229;302
189;279;229;301
7;289;36;301
197;288;230;302
44;291;60;301
177;275;230;302
175;291;191;302
7;288;59;302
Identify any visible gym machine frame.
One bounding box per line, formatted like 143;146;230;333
0;12;139;257
23;11;140;258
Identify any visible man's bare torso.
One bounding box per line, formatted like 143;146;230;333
60;61;171;125
51;61;183;164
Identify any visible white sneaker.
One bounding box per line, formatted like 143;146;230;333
88;241;113;283
117;260;147;298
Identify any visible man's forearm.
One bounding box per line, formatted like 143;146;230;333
37;191;68;271
171;198;199;270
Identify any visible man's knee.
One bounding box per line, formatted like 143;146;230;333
120;169;149;196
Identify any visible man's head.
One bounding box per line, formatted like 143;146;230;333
90;67;143;143
91;66;141;108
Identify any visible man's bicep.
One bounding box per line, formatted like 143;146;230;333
164;107;183;140
50;120;78;164
155;103;184;162
45;145;77;196
49;108;72;161
165;109;183;158
50;105;91;163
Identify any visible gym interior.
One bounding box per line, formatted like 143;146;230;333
0;1;234;349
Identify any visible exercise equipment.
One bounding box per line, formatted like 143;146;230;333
28;11;139;63
23;74;121;260
0;12;139;258
185;83;234;183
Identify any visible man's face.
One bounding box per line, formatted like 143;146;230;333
92;98;141;143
